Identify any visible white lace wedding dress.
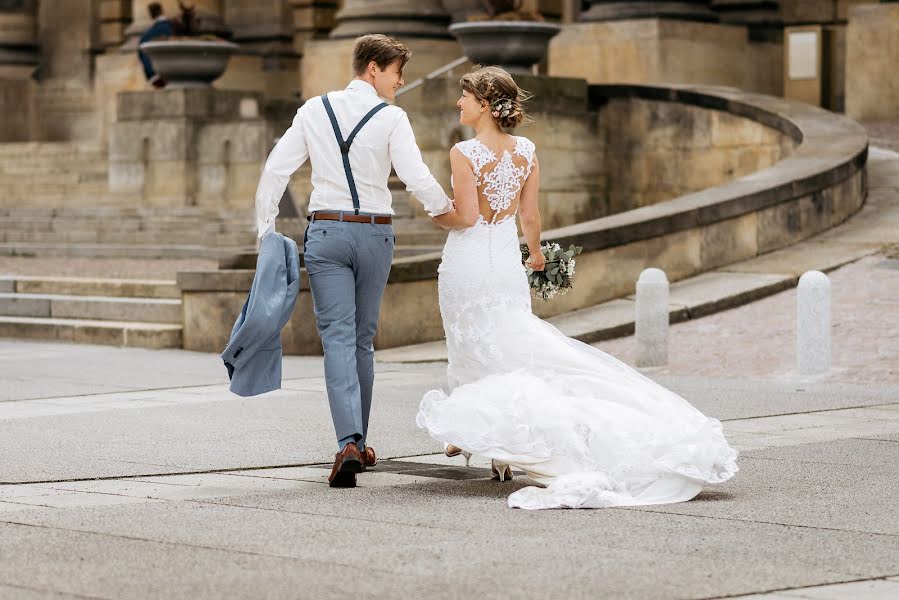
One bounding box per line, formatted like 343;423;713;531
417;136;738;509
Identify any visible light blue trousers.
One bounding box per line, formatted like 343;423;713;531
303;216;395;450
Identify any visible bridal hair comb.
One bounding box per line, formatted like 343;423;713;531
490;98;514;119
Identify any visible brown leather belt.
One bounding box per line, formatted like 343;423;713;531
309;211;392;225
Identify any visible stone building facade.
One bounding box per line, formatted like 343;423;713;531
0;0;894;214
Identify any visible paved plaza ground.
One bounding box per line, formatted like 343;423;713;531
1;143;897;599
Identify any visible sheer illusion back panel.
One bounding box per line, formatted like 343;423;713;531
455;137;536;225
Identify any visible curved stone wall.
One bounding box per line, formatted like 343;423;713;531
178;83;867;354
598;96;797;215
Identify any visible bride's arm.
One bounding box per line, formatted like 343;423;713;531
519;157;544;271
431;147;479;230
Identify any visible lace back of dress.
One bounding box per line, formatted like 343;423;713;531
457;137;536;226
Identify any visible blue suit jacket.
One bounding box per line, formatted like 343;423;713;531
221;232;300;397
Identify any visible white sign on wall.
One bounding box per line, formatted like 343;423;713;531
788;31;819;80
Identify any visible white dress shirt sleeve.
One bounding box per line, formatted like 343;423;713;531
254;105;310;238
388;111;453;217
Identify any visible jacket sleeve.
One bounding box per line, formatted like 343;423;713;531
221;234;288;370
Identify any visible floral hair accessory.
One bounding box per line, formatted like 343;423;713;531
490;98;514;119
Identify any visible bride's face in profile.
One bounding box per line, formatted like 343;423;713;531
457;90;485;127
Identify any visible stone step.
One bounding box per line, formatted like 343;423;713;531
0;168;107;179
0;192;109;204
0;216;256;233
0;182;108;193
0;217;255;238
0;206;251;219
0;196;111;208
0;142;102;158
0;292;181;324
0;315;181;349
0;275;180;299
0;242;253;260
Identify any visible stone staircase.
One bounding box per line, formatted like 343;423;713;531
33;81;101;145
0;275;182;348
0;206;259;260
0;140;259;260
0;142;108;207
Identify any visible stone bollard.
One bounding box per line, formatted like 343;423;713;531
636;268;669;368
797;270;831;375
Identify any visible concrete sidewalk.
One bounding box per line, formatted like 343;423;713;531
1;336;898;599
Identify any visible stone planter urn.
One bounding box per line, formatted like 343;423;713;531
448;21;562;73
138;39;239;88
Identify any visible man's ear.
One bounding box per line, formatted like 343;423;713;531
368;60;379;76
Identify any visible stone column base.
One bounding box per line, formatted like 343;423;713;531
300;38;465;99
548;19;782;95
108;88;273;209
0;65;37;142
845;3;899;121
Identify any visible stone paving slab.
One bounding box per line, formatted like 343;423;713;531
0;519;427;600
1;475;896;600
640;272;794;319
0;340;328;402
723;241;881;277
640;440;899;536
735;579;899;599
3;368;896;484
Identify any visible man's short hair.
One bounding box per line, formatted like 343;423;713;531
148;2;163;19
352;34;412;76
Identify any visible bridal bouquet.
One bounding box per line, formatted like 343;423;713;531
520;242;583;301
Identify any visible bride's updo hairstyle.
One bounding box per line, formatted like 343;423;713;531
460;66;531;129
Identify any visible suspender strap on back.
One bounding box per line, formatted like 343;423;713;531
321;94;389;215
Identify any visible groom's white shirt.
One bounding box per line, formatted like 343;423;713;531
255;79;453;238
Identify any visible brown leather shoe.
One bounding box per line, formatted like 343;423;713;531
359;446;377;470
328;442;363;488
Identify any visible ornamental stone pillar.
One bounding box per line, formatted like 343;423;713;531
550;0;782;94
581;0;718;22
301;0;466;98
711;0;780;29
329;0;451;39
290;0;340;52
0;0;38;141
216;0;300;101
0;0;38;67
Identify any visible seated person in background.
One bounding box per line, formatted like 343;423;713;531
138;2;173;89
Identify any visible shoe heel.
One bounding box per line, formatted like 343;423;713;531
491;460;512;482
445;444;471;467
344;457;363;474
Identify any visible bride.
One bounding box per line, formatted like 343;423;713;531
421;66;738;510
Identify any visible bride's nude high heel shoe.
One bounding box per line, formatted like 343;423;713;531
444;444;471;467
491;460;513;482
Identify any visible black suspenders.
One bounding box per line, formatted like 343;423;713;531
320;94;389;215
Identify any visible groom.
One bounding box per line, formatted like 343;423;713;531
254;34;463;488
